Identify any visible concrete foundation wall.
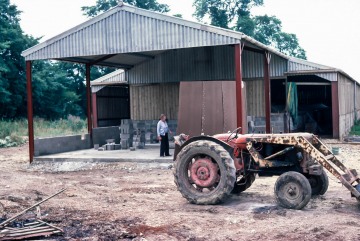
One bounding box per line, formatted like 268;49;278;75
34;134;92;156
92;126;121;146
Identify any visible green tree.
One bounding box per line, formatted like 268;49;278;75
193;0;306;59
82;0;170;17
0;0;38;118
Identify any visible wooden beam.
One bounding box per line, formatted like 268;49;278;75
26;61;34;163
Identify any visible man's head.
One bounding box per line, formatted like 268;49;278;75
160;114;166;121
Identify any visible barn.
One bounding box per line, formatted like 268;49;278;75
22;3;360;162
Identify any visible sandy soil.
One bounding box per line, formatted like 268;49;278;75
0;141;359;241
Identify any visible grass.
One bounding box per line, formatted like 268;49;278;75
0;116;87;147
350;120;360;136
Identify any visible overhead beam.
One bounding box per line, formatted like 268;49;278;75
124;52;155;59
244;46;265;54
26;61;34;163
90;54;117;65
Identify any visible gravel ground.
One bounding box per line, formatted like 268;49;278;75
0;140;359;241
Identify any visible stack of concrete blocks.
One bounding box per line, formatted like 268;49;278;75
119;119;178;146
132;122;146;149
120;119;133;149
248;114;285;134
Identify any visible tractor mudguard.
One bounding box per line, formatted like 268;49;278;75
173;135;234;161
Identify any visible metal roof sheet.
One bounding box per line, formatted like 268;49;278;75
21;2;289;63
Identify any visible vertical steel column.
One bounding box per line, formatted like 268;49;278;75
264;52;271;133
26;61;34;163
331;82;340;138
235;44;245;133
91;93;98;128
85;64;92;134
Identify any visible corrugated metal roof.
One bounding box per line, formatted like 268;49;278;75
91;69;127;93
21;2;289;64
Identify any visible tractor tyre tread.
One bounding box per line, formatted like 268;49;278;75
174;140;236;205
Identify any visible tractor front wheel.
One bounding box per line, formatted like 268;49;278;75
274;171;312;210
231;173;256;194
174;140;236;205
306;171;329;196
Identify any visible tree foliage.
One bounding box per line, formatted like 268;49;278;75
82;0;170;17
193;0;306;59
0;0;38;118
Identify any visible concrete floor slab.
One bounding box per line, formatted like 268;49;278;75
34;144;174;163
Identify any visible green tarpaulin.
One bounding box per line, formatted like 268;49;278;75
287;82;298;124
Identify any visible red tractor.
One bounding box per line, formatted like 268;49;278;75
173;128;360;209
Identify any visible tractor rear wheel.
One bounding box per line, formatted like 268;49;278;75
274;171;311;210
174;140;236;205
306;171;329;196
231;173;256;194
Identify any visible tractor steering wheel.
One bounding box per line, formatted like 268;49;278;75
226;127;242;142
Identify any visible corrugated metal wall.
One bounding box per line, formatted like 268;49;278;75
130;83;179;120
242;51;287;79
127;46;287;84
245;79;265;116
357;83;360;118
127;45;235;84
338;73;356;138
288;60;321;71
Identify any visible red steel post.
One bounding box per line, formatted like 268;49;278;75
26;61;34;163
331;82;340;138
264;52;271;133
235;44;244;133
85;64;92;134
92;93;98;128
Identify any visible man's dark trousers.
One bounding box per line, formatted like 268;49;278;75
160;133;170;156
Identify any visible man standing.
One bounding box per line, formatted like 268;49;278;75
157;114;171;157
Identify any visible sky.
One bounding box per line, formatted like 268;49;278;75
10;0;360;81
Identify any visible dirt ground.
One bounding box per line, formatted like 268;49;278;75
0;141;360;241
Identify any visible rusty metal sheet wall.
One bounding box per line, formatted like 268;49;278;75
177;82;203;136
222;81;237;132
177;81;237;136
130;83;179;120
202;81;224;135
244;79;265;116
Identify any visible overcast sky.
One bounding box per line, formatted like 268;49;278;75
11;0;360;80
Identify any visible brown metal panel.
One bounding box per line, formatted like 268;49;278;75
202;81;224;135
177;82;203;136
26;61;34;163
222;81;237;133
332;82;340;138
86;64;92;134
